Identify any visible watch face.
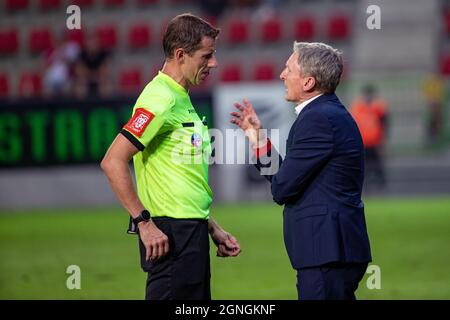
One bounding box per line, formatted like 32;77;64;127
141;210;151;220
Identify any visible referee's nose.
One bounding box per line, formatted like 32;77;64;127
208;55;218;69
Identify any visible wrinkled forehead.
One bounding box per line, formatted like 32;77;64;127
286;52;300;69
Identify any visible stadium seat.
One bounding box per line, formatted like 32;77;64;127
226;19;249;45
71;0;94;7
294;16;315;40
260;17;282;43
18;72;42;97
38;0;61;10
327;14;351;40
95;24;118;50
220;64;242;82
253;62;276;81
0;73;9;97
66;29;85;47
444;11;450;36
103;0;125;7
0;28;19;55
119;68;143;94
440;54;450;76
136;0;159;5
169;0;193;3
128;23;151;50
29;27;54;54
5;0;29;11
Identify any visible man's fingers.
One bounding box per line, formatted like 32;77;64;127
243;99;254;112
163;238;170;256
217;244;227;257
145;244;153;261
234;102;246;112
230;111;242;119
230;118;241;127
153;242;162;260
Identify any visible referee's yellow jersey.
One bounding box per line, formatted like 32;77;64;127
121;71;212;219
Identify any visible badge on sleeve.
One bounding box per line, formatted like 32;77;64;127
123;108;155;138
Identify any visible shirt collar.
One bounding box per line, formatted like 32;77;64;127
294;94;323;116
157;71;188;95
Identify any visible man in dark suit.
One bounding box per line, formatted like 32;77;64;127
230;42;372;300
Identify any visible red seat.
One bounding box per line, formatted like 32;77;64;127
0;73;9;97
440;54;450;75
261;17;282;43
444;11;450;36
128;23;151;49
327;14;350;40
103;0;125;7
137;0;159;5
253;62;275;81
5;0;29;10
119;68;143;94
294;17;315;40
29;27;54;54
96;24;118;50
72;0;94;7
220;64;242;82
66;29;85;47
38;0;61;10
226;19;249;44
19;72;42;97
0;28;19;54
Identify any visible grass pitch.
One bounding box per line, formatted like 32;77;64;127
1;197;450;299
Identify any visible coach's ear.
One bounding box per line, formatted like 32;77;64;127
303;76;316;92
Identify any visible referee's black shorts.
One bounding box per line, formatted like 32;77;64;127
138;217;211;300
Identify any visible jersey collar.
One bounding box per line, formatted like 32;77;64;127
157;71;188;95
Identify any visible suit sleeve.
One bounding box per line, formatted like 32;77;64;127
255;111;334;205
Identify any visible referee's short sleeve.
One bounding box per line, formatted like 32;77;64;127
121;93;174;149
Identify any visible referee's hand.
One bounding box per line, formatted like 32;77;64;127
210;229;241;258
138;221;169;261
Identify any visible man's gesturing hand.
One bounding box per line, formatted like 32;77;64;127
230;99;266;146
139;221;169;261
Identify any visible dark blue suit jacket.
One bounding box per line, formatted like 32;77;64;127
255;93;372;269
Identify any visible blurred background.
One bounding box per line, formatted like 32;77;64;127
0;0;449;299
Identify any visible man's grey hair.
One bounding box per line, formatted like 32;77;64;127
293;42;343;93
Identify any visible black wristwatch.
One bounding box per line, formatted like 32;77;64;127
132;210;151;225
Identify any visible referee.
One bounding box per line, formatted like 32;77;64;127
101;14;241;300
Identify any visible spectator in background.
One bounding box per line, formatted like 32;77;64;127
422;74;444;146
43;32;80;97
74;33;112;98
350;84;388;190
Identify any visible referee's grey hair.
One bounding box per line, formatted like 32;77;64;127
293;42;343;93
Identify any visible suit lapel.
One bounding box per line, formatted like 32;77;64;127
286;93;338;151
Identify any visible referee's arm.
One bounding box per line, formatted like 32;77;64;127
101;133;169;261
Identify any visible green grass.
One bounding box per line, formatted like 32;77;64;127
1;197;450;299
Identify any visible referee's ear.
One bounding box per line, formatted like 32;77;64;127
174;48;185;63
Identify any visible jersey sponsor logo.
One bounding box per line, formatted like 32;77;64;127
191;132;203;147
124;108;155;138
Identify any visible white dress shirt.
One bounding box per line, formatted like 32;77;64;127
294;94;323;116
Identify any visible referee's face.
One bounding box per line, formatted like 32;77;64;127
184;36;218;86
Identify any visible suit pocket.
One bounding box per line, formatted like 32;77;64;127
288;205;335;268
294;204;328;220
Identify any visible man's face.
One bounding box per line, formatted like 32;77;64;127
182;36;218;86
280;52;313;103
